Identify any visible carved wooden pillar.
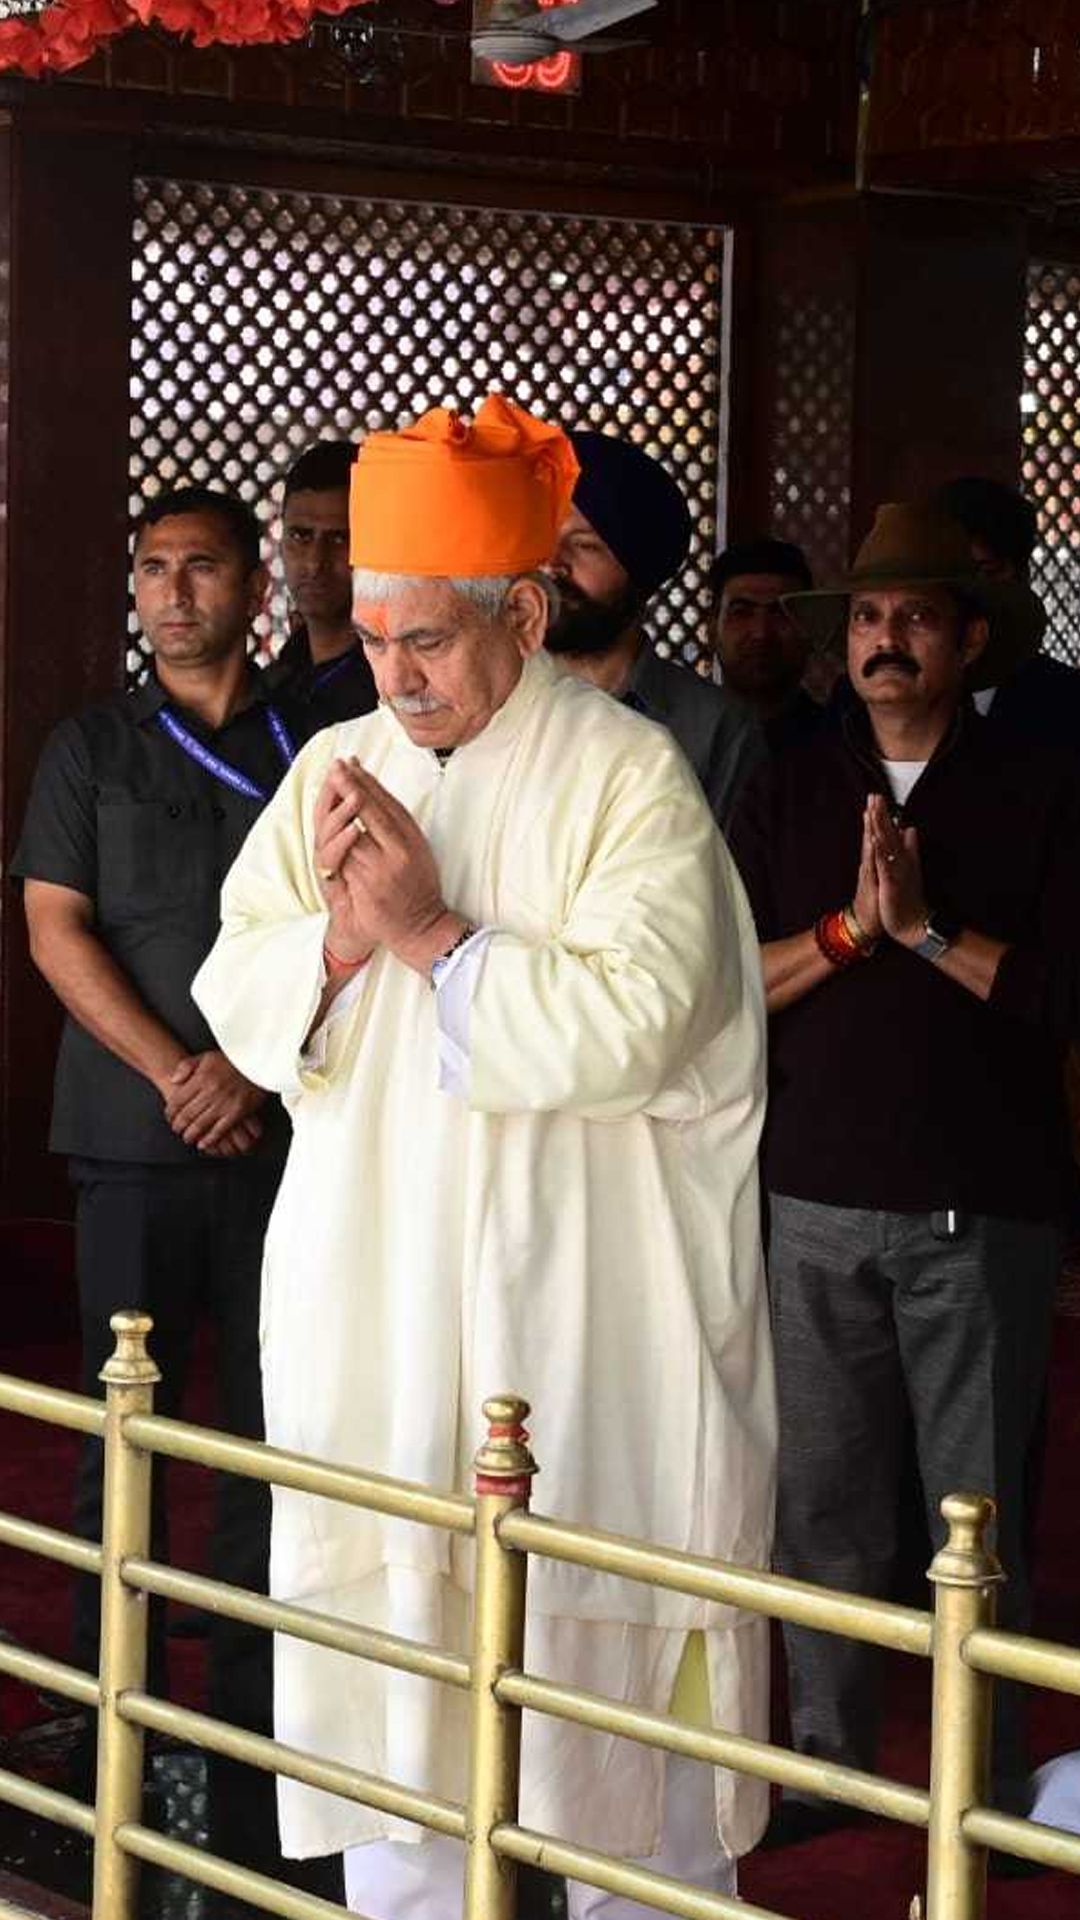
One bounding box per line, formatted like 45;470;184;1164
732;194;859;584
849;194;1028;546
735;191;1027;582
0;117;133;1219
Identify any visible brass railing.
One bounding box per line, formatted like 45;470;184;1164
1;1308;1080;1919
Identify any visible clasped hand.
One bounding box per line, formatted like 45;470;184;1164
854;793;928;947
313;758;448;968
163;1051;266;1156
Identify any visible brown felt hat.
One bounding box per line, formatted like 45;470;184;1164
782;502;1046;692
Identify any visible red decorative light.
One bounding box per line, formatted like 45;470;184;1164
535;50;573;87
492;56;531;88
489;0;580;95
490;48;578;91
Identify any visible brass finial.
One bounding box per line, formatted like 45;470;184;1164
99;1310;161;1388
474;1395;538;1490
927;1491;1004;1590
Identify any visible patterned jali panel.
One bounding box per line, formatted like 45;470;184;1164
1024;259;1080;667
129;177;727;681
767;282;854;589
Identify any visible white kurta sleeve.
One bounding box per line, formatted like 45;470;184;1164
468;745;744;1120
192;733;339;1097
433;927;495;1096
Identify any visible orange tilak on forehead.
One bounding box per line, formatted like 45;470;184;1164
353;599;393;638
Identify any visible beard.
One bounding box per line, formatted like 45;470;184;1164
545;579;643;658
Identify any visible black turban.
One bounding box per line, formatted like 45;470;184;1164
569;430;692;600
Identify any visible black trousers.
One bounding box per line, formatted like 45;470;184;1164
71;1157;343;1907
769;1195;1062;1817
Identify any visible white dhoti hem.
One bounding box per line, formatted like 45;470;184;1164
345;1751;737;1919
276;1598;769;1862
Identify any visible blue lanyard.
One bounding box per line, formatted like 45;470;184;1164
314;650;355;690
156;703;297;803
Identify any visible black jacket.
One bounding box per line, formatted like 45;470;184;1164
729;703;1080;1219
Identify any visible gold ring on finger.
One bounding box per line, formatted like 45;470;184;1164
350;814;366;835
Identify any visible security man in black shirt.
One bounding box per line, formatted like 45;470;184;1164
264;438;378;727
13;486;341;1911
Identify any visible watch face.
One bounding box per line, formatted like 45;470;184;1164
926;910;962;944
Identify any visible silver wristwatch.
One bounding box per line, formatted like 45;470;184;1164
911;912;959;962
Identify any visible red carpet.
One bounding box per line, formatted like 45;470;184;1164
0;1220;214;1730
2;1220;1080;1917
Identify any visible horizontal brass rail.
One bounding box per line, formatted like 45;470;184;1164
501;1512;933;1657
123;1412;475;1535
497;1671;929;1827
123;1556;471;1690
962;1805;1080;1874
0;1638;101;1709
493;1822;784;1920
964;1626;1080;1696
117;1821;356;1919
121;1691;468;1840
0;1373;105;1436
0;1509;103;1575
0;1765;95;1838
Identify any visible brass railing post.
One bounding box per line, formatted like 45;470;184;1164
464;1394;538;1920
92;1310;160;1920
922;1492;1003;1920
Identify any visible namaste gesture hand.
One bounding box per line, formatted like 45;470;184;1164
864;793;928;946
852;804;885;944
313;758;453;971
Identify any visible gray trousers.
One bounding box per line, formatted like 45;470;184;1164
768;1195;1063;1815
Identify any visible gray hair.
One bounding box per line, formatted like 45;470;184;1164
353;568;560;624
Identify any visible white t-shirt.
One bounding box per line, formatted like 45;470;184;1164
973;686;998;716
881;759;928;806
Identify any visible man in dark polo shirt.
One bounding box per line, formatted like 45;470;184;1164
13;486;341;1911
729;505;1080;1846
545;429;764;831
264;439;377;728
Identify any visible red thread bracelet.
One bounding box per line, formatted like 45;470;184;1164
323;942;368;975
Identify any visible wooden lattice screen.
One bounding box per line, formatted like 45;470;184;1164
1024;259;1080;667
129;177;728;680
765;282;854;589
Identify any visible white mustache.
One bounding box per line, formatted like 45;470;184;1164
384;693;448;716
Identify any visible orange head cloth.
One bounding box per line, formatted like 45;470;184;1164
349;393;580;577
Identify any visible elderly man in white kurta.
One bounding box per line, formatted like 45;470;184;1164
193;395;775;1920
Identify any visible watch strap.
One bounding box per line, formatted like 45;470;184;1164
430;921;479;990
912;914;955;962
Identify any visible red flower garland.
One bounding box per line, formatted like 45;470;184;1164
0;0;129;76
129;0;363;48
0;0;372;77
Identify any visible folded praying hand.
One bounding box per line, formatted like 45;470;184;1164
313;758;464;976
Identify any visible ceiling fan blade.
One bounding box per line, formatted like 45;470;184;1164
542;0;658;42
489;0;657;41
572;33;648;50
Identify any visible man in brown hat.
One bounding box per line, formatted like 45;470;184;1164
729;503;1080;1849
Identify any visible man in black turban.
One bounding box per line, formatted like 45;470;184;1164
546;429;764;831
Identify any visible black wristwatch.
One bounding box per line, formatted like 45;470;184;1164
911;910;962;962
430;921;478;990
